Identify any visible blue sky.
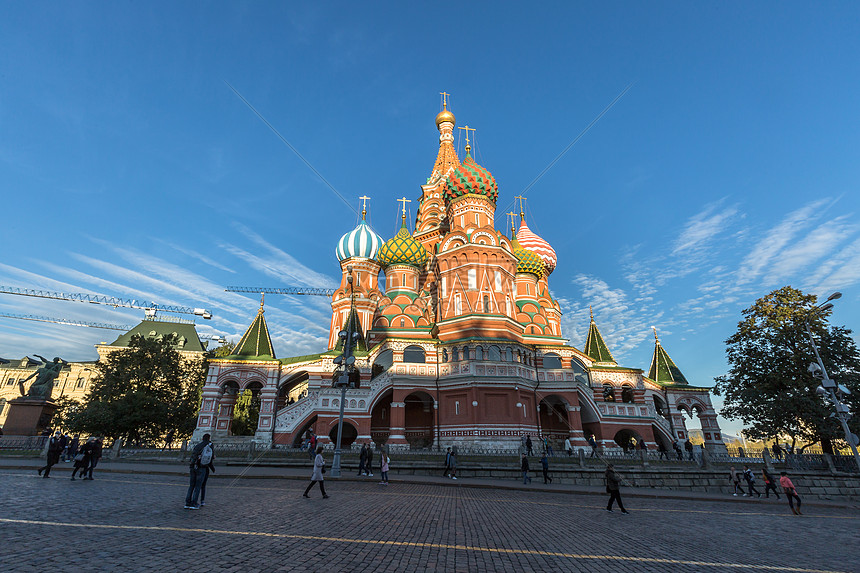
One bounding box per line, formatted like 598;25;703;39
2;3;859;436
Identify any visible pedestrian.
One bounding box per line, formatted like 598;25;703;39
564;437;572;457
199;446;216;507
442;446;452;478
772;442;783;461
779;472;802;515
449;449;457;479
184;433;215;509
366;442;375;477
673;440;683;461
742;465;761;497
67;434;80;463
58;433;69;462
38;432;63;478
543;436;553;456
86;438;103;480
729;466;742;496
526;435;533;456
588;435;598;458
379;454;390;485
303;446;329;499
604;464;629;514
71;438;95;481
521;453;532;484
658;442;669;460
358;443;368;476
762;468;780;499
541;453;552;484
684;439;694;461
308;431;317;461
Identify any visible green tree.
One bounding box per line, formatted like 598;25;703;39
231;389;260;436
714;286;860;453
66;334;205;445
211;341;236;358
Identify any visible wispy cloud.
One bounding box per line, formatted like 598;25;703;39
154;239;237;274
672;201;739;256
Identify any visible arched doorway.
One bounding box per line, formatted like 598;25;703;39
293;416;318;448
613;428;643;453
232;381;263;436
539;395;570;448
370;390;392;446
329;421;358;448
277;372;309;409
404;391;434;449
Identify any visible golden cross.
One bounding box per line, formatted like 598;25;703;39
507;211;518;237
515;195;526;218
359;195;371;219
397;196;411;217
439;91;450;109
458;125;476;147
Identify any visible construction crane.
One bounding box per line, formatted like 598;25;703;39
0;286;213;319
0;312;228;343
225;286;335;297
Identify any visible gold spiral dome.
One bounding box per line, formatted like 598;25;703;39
435;108;455;127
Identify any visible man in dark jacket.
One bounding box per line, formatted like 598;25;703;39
684;439;694;461
526;435;533;456
86;438;103;480
605;464;629;514
185;434;215;509
541;453;552;484
521;453;531;484
366;443;374;477
38;432;63;478
358;443;368;476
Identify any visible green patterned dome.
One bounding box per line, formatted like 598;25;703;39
378;219;428;268
512;238;545;279
444;150;498;204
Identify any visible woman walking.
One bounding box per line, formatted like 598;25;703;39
605;464;629;514
71;438;95;480
780;472;802;515
303;446;329;499
379;454;390;485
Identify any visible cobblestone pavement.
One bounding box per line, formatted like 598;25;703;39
0;469;857;573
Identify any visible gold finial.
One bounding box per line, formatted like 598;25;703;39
651;325;659;342
359;195;371;220
589;305;594;322
458;125;476;153
259;292;265;313
507;211;517;238
515;195;526;219
397;196;411;220
440;91;450;110
436;92;455;127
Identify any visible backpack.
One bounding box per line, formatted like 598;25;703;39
199;443;213;466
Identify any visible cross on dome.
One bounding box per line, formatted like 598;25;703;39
359;195;371;219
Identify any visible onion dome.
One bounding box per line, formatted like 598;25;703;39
516;219;557;274
512;238;545;279
444;149;499;204
436;108;455;127
378;218;428;267
336;215;383;262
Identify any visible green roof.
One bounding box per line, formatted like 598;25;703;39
648;339;688;385
107;319;205;352
584;319;615;364
334;308;367;352
231;306;276;360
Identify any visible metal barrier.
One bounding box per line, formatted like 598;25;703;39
0;435;49;450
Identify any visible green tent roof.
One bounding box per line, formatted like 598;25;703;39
648;338;688;385
231;305;276;360
107;319;205;352
584;318;615;364
334;308;367;352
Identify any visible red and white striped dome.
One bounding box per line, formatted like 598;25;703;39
517;220;557;274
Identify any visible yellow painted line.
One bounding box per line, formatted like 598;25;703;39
0;518;846;573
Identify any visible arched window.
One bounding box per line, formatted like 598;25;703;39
483;295;490;313
442;348;449;362
603;384;616;402
371;349;394;380
543;353;562;369
475;346;484;360
621;385;635;403
488;346;501;361
504;347;513;362
403;345;426;364
452;347;460;361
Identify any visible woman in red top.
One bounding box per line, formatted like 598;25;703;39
779;472;802;515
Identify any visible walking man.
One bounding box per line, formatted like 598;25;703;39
587;435;598;458
684;438;694;461
86;438;103;480
38;432;63;478
605;464;628;514
303;446;329;499
772;442;783;461
673;440;683;460
449;449;457;479
780;471;802;515
526;435;533;456
185;433;215;509
366;442;374;477
762;467;780;499
564;437;572;457
358;443;368;476
743;465;761;497
541;452;552;484
443;447;452;478
729;466;742;496
521;453;532;484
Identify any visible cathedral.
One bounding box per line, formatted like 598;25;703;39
192;99;726;453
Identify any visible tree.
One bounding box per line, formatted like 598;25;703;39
66;334;206;445
714;286;860;453
231;389;260;436
211;341;236;358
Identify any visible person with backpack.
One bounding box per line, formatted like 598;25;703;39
742;465;761;498
185;434;215;509
303;446;329;498
762;468;780;499
779;471;802;515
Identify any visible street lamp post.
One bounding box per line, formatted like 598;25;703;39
805;292;860;473
329;268;357;478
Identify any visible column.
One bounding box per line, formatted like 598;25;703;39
215;389;238;437
388;401;407;445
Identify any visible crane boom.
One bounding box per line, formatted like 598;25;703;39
0;312;227;342
225;286;335;296
0;285;212;319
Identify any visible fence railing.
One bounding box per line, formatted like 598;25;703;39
0;435;49;451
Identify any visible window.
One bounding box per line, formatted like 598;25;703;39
442;276;447;297
494;271;502;291
442;349;448;362
76;377;85;388
475;346;483;360
474;213;479;225
6;377;15;386
505;296;512;316
504;347;512;362
467;269;476;290
454;293;462;315
488;346;501;361
621;385;635;403
452;347;460;361
403;345;426;364
371;349;394;380
400;318;405;327
603;384;616;402
543;353;562;369
483;295;490;313
455;401;460;415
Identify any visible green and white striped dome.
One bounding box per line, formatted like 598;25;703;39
336;220;383;261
